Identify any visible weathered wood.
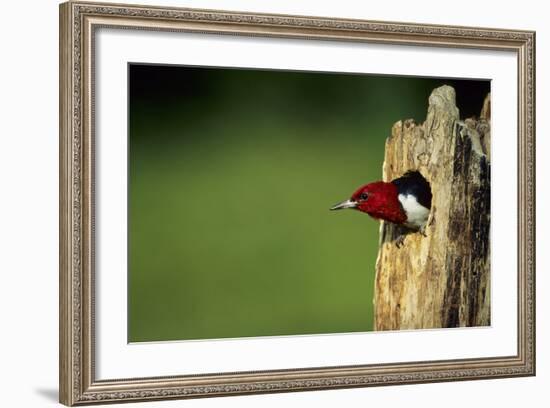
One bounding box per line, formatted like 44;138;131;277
373;85;491;331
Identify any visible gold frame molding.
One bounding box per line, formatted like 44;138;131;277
59;1;536;405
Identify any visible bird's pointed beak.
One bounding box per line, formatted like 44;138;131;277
330;199;357;211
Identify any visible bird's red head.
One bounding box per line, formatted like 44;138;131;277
330;181;407;225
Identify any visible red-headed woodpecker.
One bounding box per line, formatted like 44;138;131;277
330;171;432;232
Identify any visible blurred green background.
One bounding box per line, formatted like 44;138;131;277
128;64;489;342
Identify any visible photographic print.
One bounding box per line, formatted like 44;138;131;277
60;3;535;404
128;64;491;342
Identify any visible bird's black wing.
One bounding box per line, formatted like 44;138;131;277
391;171;432;209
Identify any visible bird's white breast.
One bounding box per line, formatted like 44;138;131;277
398;194;430;229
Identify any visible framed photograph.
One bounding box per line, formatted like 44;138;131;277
59;1;535;405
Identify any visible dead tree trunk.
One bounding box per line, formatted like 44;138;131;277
373;85;491;331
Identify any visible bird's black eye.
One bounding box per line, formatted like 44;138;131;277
360;192;368;200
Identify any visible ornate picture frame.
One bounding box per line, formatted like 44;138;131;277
59;1;535;405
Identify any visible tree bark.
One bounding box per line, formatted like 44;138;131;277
373;85;491;331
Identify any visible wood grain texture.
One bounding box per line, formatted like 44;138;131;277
374;86;491;330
